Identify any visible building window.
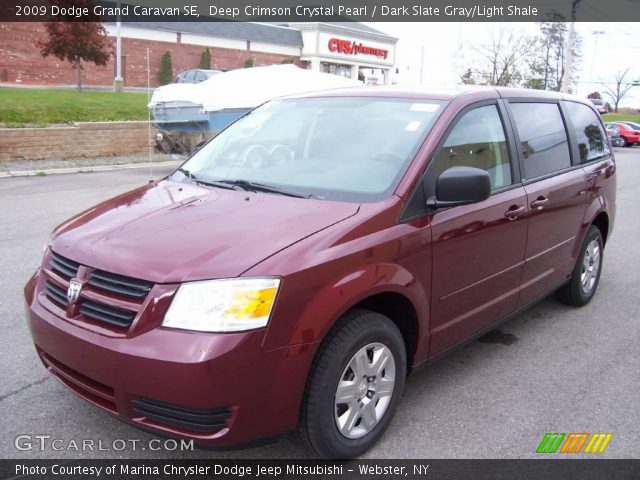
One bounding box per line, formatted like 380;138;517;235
320;62;353;78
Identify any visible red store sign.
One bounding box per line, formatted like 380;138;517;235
328;38;389;60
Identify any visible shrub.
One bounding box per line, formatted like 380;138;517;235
158;51;173;85
244;58;254;68
200;48;211;69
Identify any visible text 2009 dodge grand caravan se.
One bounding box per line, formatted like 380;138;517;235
25;87;615;458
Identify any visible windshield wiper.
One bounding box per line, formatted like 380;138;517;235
176;170;312;198
213;179;313;198
176;167;235;190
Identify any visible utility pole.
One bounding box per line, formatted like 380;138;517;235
561;0;582;93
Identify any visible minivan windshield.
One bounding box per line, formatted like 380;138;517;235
170;97;445;202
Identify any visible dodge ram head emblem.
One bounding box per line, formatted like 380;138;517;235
67;280;82;303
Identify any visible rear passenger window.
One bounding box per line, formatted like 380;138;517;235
565;101;610;162
510;103;571;180
432;105;512;190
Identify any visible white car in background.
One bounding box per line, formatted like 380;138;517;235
589;98;609;115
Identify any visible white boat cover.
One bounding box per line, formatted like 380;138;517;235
148;64;362;112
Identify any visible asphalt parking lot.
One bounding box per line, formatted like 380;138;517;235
1;148;639;459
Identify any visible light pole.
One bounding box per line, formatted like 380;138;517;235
114;2;123;92
589;30;605;93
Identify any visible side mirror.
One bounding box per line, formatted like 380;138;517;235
427;166;491;209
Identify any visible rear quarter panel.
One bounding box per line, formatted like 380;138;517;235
579;157;616;251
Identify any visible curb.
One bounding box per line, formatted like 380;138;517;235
0;161;181;178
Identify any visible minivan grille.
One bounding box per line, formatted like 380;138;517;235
132;398;232;433
49;251;80;278
88;270;153;299
44;249;154;332
45;280;67;307
79;300;137;328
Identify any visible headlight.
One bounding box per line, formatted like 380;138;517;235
162;278;280;333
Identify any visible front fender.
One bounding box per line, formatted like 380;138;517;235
262;262;429;355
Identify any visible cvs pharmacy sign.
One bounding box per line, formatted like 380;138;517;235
328;38;389;59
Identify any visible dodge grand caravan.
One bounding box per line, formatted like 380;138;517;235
24;87;616;458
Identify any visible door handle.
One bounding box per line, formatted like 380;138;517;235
504;205;525;221
587;169;605;179
530;196;549;210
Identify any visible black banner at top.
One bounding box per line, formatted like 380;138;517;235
2;0;640;22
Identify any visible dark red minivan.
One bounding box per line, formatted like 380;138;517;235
24;87;616;458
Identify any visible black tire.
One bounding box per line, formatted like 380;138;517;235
622;136;631;147
557;225;604;307
299;309;406;459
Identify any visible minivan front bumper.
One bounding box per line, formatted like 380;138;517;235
24;272;316;447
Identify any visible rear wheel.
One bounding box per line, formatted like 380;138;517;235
300;309;406;458
557;225;604;307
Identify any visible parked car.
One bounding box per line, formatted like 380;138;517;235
589;98;609;114
606;122;640;146
25;87;616;459
605;123;626;147
619;120;640;131
175;69;221;84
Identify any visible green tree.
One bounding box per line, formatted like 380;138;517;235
200;48;211;69
158;51;173;85
537;19;581;92
522;37;546;90
244;58;254;68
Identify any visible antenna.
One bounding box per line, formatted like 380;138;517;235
147;47;153;183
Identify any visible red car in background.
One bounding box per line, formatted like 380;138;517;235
604;124;625;147
607;122;640;147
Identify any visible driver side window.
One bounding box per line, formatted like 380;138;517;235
432;105;512;190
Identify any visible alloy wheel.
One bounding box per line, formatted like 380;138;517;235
334;343;396;439
580;238;601;295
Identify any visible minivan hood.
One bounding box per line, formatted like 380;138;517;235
50;180;359;283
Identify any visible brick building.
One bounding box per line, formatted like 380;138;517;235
0;22;304;87
0;21;397;88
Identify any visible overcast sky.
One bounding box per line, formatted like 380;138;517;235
366;22;640;107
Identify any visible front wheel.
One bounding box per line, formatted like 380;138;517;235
300;309;406;458
557;225;604;306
